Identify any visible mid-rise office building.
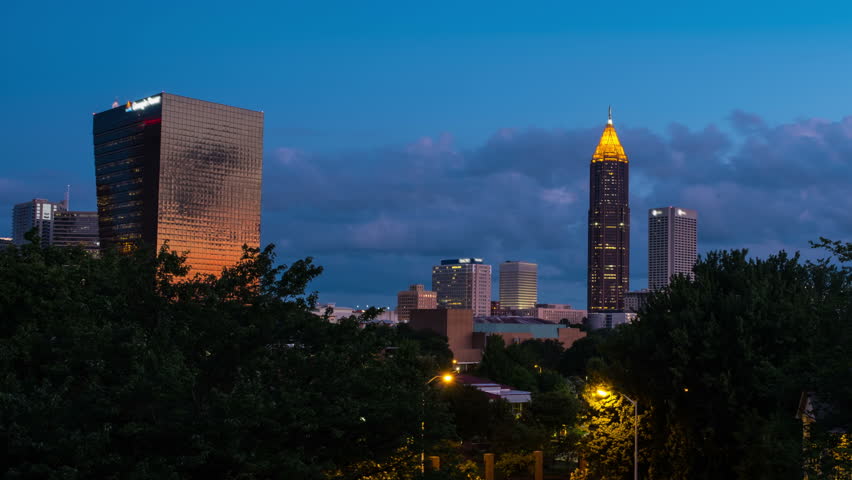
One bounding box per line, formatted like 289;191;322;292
588;107;630;312
51;211;100;254
499;261;537;310
648;207;698;290
93;93;263;276
432;258;492;317
12;198;66;245
396;284;438;322
624;289;651;313
587;312;636;330
526;304;587;325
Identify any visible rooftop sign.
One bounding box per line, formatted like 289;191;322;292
125;95;161;112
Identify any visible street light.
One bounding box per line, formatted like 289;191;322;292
597;388;638;480
422;373;454;474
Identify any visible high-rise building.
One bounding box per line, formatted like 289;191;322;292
396;284;438;322
587;107;630;312
93;93;263;276
499;261;538;310
432;258;492;317
51;211;100;254
12;198;66;245
648;207;698;290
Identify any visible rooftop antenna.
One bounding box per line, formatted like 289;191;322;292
64;185;71;210
608;105;613;125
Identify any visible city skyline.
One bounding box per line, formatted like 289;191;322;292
4;3;852;309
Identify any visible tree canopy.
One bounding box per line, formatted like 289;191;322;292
0;242;453;479
581;245;852;479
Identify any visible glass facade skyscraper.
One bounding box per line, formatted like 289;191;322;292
432;258;492;317
587;108;630;312
93;93;263;276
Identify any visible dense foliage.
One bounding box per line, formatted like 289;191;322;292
579;244;852;480
4;235;849;479
0;241;453;479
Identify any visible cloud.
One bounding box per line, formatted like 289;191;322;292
262;112;852;309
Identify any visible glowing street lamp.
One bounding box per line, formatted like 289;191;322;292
597;388;638;480
422;373;454;474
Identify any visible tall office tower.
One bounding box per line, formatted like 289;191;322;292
432;258;492;317
12;198;66;245
587;107;630;312
396;284;438;323
499;261;538;310
648;207;698;290
93;93;263;276
51;211;100;254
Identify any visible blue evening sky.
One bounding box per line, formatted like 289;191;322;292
3;1;852;309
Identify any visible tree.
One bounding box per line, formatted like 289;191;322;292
592;247;852;479
0;242;453;479
476;336;537;392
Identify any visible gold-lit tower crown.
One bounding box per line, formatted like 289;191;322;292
592;106;628;163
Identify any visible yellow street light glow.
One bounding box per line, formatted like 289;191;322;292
442;374;454;383
596;389;611;397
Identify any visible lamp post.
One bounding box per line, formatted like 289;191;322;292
422;373;454;474
597;388;638;480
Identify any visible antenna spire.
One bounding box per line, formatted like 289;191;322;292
607;105;613;125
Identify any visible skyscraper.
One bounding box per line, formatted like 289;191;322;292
499;261;537;310
432;258;492;317
396;284;438;323
93;93;263;276
587;107;630;312
12;198;66;245
648;207;698;290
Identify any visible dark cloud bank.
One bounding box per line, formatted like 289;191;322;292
263;111;852;309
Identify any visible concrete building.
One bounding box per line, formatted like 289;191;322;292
409;309;484;363
51;211;100;254
396;284;437;323
499;261;537;310
587;312;637;330
519;304;588;325
12;198;66;245
432;258;492;317
456;374;532;405
624;290;651;313
313;303;398;324
0;237;11;250
475;316;586;348
649;207;698;290
408;309;587;365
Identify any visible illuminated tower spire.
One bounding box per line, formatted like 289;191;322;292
587;107;630;312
